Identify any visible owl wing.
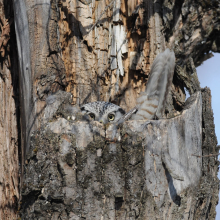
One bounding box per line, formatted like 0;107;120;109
131;48;175;120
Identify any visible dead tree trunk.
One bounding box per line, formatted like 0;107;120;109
19;88;219;219
0;1;20;219
2;0;219;219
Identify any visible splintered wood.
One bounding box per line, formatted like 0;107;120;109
58;0;153;110
0;16;10;57
57;0;220;115
10;0;220;219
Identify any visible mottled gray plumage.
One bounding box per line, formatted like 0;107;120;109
131;48;175;120
81;101;125;124
81;49;175;124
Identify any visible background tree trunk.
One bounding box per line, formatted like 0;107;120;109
1;0;219;218
0;0;20;219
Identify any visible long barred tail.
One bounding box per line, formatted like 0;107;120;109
131;48;175;120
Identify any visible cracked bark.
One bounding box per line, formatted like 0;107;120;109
1;0;219;219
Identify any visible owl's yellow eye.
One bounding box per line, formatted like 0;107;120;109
108;114;115;121
89;113;95;120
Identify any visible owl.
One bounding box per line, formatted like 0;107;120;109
81;49;175;124
80;101;125;124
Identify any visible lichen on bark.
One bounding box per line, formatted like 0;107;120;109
19;90;218;220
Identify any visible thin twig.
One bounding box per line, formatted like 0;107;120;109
191;153;220;158
115;106;139;125
84;0;116;39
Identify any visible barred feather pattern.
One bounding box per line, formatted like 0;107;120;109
131;48;175;120
80;49;175;124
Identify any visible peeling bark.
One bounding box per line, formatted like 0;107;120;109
0;0;19;219
19;90;218;219
13;0;220;153
2;0;218;218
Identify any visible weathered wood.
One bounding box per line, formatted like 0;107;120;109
116;25;124;76
120;26;128;54
111;57;117;70
113;0;121;22
0;1;19;218
129;51;140;70
9;0;220;219
111;25;117;57
13;0;67;154
13;0;220;156
13;0;32;156
19;90;219;219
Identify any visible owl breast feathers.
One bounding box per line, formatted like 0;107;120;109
81;48;175;124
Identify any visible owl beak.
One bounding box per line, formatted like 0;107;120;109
99;120;103;124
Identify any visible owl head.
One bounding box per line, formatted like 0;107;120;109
80;101;125;124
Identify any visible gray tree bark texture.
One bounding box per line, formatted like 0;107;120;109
20;89;219;219
0;0;218;219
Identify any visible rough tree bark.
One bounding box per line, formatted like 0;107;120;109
21;91;204;219
1;0;219;219
0;1;20;219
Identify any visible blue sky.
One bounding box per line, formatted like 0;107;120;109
196;53;220;219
